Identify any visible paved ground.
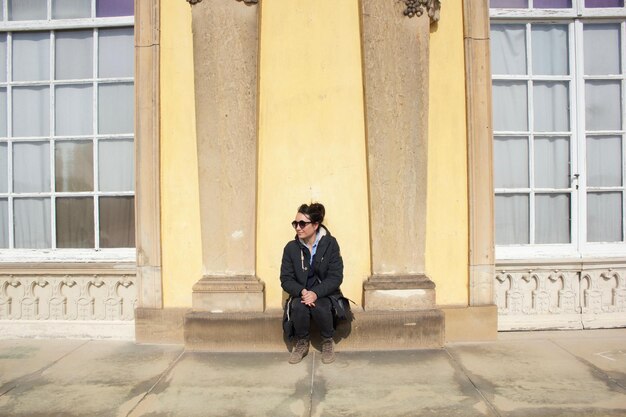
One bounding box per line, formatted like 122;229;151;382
0;329;625;416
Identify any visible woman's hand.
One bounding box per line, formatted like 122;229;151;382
301;289;318;307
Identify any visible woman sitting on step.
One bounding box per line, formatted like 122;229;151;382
280;202;344;364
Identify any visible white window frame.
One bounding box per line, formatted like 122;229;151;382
492;0;626;260
0;0;135;263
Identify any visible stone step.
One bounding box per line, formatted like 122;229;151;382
184;308;445;352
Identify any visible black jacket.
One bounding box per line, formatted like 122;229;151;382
280;225;344;299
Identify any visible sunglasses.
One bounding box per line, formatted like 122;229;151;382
291;220;312;229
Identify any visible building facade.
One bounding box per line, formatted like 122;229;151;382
0;0;623;345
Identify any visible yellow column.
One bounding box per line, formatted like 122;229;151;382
256;0;371;309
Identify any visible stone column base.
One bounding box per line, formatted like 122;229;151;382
364;274;436;311
192;276;264;313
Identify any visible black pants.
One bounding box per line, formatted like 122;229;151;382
291;296;334;339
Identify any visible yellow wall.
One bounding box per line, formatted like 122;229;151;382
159;0;470;308
160;2;202;307
425;1;469;306
256;0;371;309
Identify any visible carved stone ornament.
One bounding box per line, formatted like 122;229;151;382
187;0;258;4
402;0;441;22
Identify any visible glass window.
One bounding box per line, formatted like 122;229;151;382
0;3;135;252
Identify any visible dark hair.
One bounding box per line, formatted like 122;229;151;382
297;203;325;224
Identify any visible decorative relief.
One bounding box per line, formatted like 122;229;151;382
401;0;441;22
495;265;626;329
0;274;136;322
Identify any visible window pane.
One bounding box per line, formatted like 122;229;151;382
13;32;49;81
496;194;530;244
0;143;6;193
587;136;622;187
99;28;134;78
535;137;570;188
490;0;528;7
0;198;7;248
493;81;528;131
14;198;51;248
98;83;133;134
0;88;6;137
100;196;134;248
494;137;529;188
491;25;527;75
13;142;50;193
535;0;572;7
53;0;91;19
532;25;568;75
588;192;623;242
586;0;624;6
55;30;93;80
55;141;93;192
0;34;6;82
56;197;94;248
55;85;93;135
536;194;570;243
586;81;621;131
98;139;134;191
12;86;50;137
584;24;621;76
534;82;569;132
8;0;46;21
96;0;134;17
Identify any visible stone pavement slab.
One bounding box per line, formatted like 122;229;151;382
0;340;183;417
127;352;312;417
448;337;626;417
311;350;493;417
0;339;86;392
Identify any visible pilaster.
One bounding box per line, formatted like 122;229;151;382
188;0;263;312
361;0;439;310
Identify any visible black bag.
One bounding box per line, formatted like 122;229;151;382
328;293;354;323
282;297;295;340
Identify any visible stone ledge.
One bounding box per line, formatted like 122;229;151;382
135;307;190;344
184;308;444;352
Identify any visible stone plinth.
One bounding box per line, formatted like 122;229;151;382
192;276;264;313
364;274;436;311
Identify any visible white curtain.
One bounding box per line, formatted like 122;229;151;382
99;28;134;78
536;194;570;243
14;198;50;248
586;81;621;131
0;143;6;193
9;0;46;21
493;81;528;132
496;194;529;245
587;136;622;187
13;86;50;137
532;25;568;75
0;34;7;82
98;83;133;134
0;198;7;248
52;0;90;19
535;136;570;188
13;142;49;193
55;30;92;80
491;24;526;75
12;32;49;81
534;82;569;132
494;136;528;188
588;192;623;242
98;139;134;192
55;85;93;135
584;23;620;76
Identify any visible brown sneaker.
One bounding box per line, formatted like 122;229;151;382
289;338;309;364
321;338;335;364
